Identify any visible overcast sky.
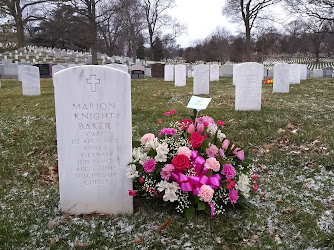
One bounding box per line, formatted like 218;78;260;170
168;0;239;48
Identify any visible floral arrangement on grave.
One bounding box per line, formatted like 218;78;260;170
263;78;273;84
127;110;258;219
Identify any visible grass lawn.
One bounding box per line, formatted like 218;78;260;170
0;77;333;249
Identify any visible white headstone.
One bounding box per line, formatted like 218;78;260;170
164;65;174;81
174;64;186;86
220;64;233;77
52;65;65;81
54;66;133;215
21;65;41;96
193;64;209;95
18;64;26;82
235;62;263;111
105;64;128;74
209;64;219;81
312;69;323;78
273;63;290;93
232;64;239;85
289;64;301;84
300;64;307;80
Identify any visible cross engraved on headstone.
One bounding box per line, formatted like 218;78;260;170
86;75;100;92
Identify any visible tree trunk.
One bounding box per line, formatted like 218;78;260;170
245;20;251;62
13;3;25;48
149;32;154;60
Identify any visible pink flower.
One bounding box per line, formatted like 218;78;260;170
141;133;155;144
187;123;195;134
197;123;204;133
161;128;176;136
226;179;231;183
253;184;258;192
157;119;162;124
164;112;170;116
158;133;162;137
196;116;215;125
206;145;218;158
221;164;236;179
253;173;258;180
233;148;245;161
170;110;176;114
198;185;214;203
177;146;192;158
229;189;239;204
128;190;135;196
226;184;232;190
221;139;230;150
230;181;236;188
143;158;156;173
160;164;174;180
219;149;225;159
139;178;144;183
204;157;220;172
217;120;225;127
203;122;209;127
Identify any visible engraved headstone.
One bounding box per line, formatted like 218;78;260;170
312;69;323;78
52;65;65;78
105;64;129;74
21;65;41;96
300;64;307;80
18;64;26;82
221;64;233;77
54;66;133;215
193;64;209;95
232;64;239;85
174;64;186;86
273;63;290;93
234;62;263;111
209;64;219;81
323;67;333;78
151;63;164;78
164;65;174;81
289;64;301;84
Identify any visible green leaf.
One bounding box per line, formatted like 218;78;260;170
190;194;199;205
185;205;196;219
132;141;141;148
197;201;206;211
202;138;210;151
204;205;211;215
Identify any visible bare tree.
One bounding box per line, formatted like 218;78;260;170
0;0;63;47
222;0;281;61
140;0;185;60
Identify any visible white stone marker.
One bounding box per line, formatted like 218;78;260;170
21;65;41;96
164;65;174;81
289;64;301;84
174;64;186;86
209;64;220;81
235;62;263;111
52;65;66;86
232;64;239;85
300;64;307;80
105;64;129;74
54;66;133;215
193;64;209;95
18;64;26;82
273;63;290;93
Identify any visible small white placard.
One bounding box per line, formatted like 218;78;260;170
187;96;212;111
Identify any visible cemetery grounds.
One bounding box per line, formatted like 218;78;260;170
0;77;333;249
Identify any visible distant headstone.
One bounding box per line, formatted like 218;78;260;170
323;67;333;78
273;63;290;93
1;63;18;79
234;62;263;111
268;69;274;78
209;64;219;81
193;64;209;95
54;66;133;215
164;65;174;81
151;63;164;78
105;64;129;74
300;64;307;80
221;65;233;77
34;64;52;78
289;64;301;84
312;69;323;78
232;64;239;85
21;65;41;96
144;67;151;77
174;64;186;86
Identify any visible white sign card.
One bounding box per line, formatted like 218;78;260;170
187;96;212;111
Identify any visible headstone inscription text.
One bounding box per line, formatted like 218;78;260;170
54;66;133;215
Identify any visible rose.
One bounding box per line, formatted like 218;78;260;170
171;155;190;171
170;110;176;114
179;119;193;131
189;132;205;149
128;190;135;196
143;158;156;173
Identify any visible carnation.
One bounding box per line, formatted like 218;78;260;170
196;116;215;125
177;146;192;158
204;157;220;172
229;189;239;204
221;164;236;179
141;133;155;144
143;158;156;173
198;185;214;202
233;148;245;161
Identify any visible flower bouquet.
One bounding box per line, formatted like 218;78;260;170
263;78;273;84
127;110;258;219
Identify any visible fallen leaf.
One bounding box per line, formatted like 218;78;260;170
250;234;259;243
74;242;90;247
277;128;285;134
228;118;236;123
282;207;295;213
275;234;282;244
306;165;318;169
48;220;58;230
50;237;57;247
11;129;19;136
268;227;275;234
216;236;222;244
132;237;143;243
276;200;284;203
264;144;274;151
157;216;173;233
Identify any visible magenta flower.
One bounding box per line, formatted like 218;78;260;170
161;128;176;136
196;116;215;125
219;149;225;159
233;148;245;161
229;189;239;204
221;164;236;179
197;123;204;133
217;120;225;127
206;147;216;158
143;158;156;173
188;123;195;134
160;164;174;180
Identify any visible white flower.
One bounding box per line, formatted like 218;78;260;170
139;153;150;165
156;142;169;155
163;189;178;202
157;180;169;192
132;148;141;162
217;130;226;142
145;138;159;150
126;164;139;179
155;152;167;162
207;123;218;137
237;173;251;198
157;181;179;202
